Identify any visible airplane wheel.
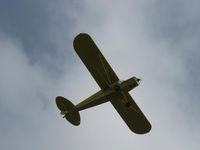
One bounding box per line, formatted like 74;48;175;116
126;102;131;107
114;85;120;91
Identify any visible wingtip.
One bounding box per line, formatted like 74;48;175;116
73;33;93;52
74;33;90;41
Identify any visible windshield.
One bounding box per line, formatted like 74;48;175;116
117;80;124;84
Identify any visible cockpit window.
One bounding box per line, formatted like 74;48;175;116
117;80;124;84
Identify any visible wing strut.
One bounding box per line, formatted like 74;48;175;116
98;53;112;85
95;68;111;88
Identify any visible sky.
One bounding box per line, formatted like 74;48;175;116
0;0;199;149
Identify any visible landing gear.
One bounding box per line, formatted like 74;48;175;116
63;113;68;118
126;102;131;107
114;85;120;91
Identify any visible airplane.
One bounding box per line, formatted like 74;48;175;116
56;33;151;134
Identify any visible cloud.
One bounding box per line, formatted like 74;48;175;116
0;32;57;149
0;0;199;150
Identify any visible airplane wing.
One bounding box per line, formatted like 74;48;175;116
110;92;151;134
73;33;119;90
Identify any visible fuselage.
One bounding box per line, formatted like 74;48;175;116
75;76;140;111
111;76;140;92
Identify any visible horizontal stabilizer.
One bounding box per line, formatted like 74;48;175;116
56;96;80;126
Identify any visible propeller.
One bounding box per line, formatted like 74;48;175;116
136;78;142;82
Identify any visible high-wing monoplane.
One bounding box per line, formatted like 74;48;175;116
56;33;151;134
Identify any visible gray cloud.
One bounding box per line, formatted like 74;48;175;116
0;0;81;76
0;0;199;150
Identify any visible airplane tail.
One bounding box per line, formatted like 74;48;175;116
56;96;80;126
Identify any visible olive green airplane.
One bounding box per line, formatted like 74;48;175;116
56;33;151;134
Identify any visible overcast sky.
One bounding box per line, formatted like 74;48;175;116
0;0;199;150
